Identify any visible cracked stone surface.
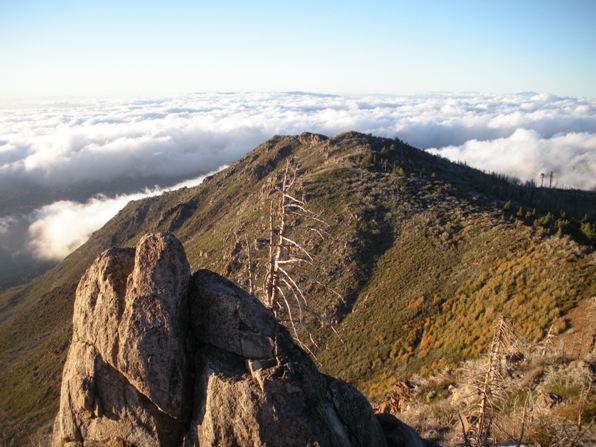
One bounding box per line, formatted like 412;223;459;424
185;270;387;447
53;232;419;447
53;234;190;446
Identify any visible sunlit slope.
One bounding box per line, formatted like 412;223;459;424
0;131;594;444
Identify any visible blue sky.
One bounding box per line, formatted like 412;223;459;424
1;0;595;98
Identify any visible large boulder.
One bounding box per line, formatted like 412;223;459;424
53;232;419;447
185;269;387;446
53;234;191;446
375;413;427;447
116;233;191;420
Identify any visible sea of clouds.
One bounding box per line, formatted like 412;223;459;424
0;91;595;263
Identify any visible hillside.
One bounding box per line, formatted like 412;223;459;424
0;131;594;444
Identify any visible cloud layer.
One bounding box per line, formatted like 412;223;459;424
1;91;595;264
2;92;595;190
0;170;223;286
428;129;596;189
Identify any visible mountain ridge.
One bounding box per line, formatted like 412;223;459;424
0;131;594;444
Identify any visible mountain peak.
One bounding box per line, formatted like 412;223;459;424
298;131;328;144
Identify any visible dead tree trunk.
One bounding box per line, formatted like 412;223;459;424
469;315;520;446
477;316;505;445
256;160;340;356
265;163;291;313
245;237;255;296
542;324;555;357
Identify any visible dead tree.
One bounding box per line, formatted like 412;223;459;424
251;160;341;355
461;316;521;447
245;236;255;295
477;317;506;445
263;161;304;312
541;323;555;357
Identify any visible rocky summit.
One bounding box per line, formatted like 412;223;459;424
52;232;423;447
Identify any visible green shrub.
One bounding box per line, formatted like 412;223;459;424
534;212;553;227
392;164;404;176
555;218;570;236
361;152;374;169
580;221;596;240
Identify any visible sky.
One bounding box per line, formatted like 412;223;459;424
1;0;595;98
0;2;595;269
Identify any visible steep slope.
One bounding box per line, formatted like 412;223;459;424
0;132;594;444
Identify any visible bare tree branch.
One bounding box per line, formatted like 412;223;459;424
242;159;342;357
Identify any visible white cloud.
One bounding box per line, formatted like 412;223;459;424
428;129;596;190
0;216;13;235
26;169;224;261
1;92;594;190
27;196;130;260
1;92;595;262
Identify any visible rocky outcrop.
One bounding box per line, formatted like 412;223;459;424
53;232;420;447
53;234;191;446
184;269;387;446
375;413;426;447
298;131;328;145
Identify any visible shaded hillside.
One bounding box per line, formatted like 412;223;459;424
0;131;594;444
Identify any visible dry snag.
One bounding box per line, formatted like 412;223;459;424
460;315;523;447
245;160;341;356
